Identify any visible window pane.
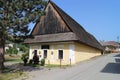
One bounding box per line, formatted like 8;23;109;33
58;50;63;59
44;50;47;58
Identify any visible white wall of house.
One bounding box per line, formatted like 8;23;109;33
28;42;101;65
29;42;75;65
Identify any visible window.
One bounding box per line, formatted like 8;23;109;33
58;50;63;59
44;50;47;58
41;45;49;49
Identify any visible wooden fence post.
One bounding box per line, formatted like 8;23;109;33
60;59;62;68
70;58;71;66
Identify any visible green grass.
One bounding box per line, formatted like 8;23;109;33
5;54;21;59
5;54;23;63
0;54;27;80
5;59;22;63
45;64;69;68
0;54;28;80
0;68;26;80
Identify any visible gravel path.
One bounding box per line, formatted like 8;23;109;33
18;53;120;80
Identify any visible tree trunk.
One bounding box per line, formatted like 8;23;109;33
0;53;2;73
0;39;5;73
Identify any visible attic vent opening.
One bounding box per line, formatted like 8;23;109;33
41;45;50;49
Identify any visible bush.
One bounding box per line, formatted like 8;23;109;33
21;52;29;66
18;44;29;53
41;59;45;66
29;59;33;64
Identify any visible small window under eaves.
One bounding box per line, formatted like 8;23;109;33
41;45;50;49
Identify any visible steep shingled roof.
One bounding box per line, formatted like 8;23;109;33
25;1;103;51
49;1;103;50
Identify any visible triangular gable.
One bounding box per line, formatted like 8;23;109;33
31;2;71;35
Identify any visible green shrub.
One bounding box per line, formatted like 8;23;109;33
41;59;45;66
29;59;33;64
21;52;29;66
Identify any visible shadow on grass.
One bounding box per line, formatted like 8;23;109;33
5;63;44;73
1;63;43;80
101;63;120;74
3;67;14;73
1;67;27;80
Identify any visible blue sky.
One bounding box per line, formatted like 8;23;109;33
30;0;120;41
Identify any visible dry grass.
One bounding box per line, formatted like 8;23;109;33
5;54;21;59
5;54;22;63
0;54;27;80
0;69;26;80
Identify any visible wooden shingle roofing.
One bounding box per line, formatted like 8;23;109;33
25;32;78;43
49;1;103;50
25;1;103;51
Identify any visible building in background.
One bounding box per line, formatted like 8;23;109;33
100;41;120;53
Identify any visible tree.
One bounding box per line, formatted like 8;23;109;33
0;0;47;73
19;44;29;53
6;46;14;56
6;44;18;56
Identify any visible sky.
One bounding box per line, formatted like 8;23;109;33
29;0;120;41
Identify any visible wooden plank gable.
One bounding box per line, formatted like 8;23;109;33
32;3;71;35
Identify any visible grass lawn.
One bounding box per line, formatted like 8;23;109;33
5;54;22;63
45;64;70;69
0;54;27;80
0;68;27;80
5;58;22;63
